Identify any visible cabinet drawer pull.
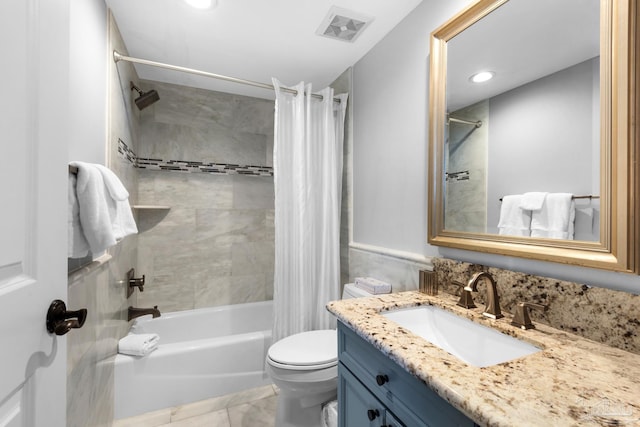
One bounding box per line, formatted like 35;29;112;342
367;409;380;421
375;374;389;386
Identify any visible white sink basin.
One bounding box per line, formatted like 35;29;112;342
382;306;541;367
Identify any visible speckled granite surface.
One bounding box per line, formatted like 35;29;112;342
433;258;640;355
327;291;640;427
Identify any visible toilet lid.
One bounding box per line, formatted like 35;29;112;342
268;329;337;368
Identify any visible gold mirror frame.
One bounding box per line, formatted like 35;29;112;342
428;0;639;272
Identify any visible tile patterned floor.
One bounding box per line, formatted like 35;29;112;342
112;385;278;427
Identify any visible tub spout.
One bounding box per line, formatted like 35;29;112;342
128;306;161;321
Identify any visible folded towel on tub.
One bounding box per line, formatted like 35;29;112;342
118;333;159;357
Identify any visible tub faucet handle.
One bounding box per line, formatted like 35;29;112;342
127;268;145;292
129;275;145;291
126;268;145;296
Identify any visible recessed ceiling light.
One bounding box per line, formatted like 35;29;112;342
183;0;217;10
469;71;495;83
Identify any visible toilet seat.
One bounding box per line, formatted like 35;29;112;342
267;329;337;371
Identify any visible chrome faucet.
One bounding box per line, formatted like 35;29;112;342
128;306;161;321
464;272;503;319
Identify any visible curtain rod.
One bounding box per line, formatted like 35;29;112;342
113;51;341;103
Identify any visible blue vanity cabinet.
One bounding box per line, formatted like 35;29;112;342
339;365;394;426
337;321;477;427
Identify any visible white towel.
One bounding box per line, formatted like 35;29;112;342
95;164;138;241
531;193;575;239
498;195;532;236
118;333;159;357
70;162;116;254
354;277;392;294
68;172;91;258
70;162;138;254
519;192;547;210
321;400;338;427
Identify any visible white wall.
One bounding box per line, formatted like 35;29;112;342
353;0;473;255
352;0;640;294
486;58;598;237
68;0;107;163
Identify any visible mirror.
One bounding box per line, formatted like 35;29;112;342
428;0;638;272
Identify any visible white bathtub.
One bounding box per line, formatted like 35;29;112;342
114;300;273;419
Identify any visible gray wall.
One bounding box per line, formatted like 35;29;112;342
353;0;472;255
136;81;275;312
351;0;640;294
487;58;599;236
68;0;107;165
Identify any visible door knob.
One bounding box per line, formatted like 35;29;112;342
46;300;87;336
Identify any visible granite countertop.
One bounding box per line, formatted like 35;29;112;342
327;291;640;427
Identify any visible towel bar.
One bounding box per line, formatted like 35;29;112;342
499;195;599;202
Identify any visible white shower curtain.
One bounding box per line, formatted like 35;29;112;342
272;79;348;343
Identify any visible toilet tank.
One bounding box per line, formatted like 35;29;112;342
342;283;373;299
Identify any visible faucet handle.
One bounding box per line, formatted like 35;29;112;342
129;274;145;291
511;302;548;330
452;280;476;309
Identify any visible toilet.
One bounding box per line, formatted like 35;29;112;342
266;283;374;427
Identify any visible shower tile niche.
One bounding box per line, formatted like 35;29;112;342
136;80;275;312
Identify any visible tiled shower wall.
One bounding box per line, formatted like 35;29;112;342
445;100;488;233
135;81;275;312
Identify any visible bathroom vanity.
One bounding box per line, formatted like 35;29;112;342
328;292;640;426
338;321;475;426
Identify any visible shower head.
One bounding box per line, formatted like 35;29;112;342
130;82;160;110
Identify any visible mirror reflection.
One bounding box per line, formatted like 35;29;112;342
443;0;601;241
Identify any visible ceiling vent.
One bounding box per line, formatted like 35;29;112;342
316;6;372;43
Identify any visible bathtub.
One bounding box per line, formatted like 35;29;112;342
114;300;273;419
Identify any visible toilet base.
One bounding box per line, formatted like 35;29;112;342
275;388;337;427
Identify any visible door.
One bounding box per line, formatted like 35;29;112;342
0;0;70;425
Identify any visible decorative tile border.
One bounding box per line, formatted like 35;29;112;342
117;138;273;177
117;138;137;166
446;170;469;182
137;158;274;176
